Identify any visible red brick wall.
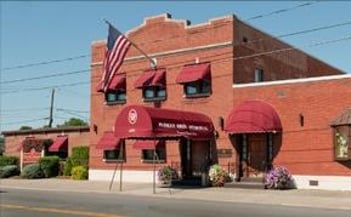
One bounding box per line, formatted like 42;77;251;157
90;14;346;174
90;14;235;170
232;77;351;176
233;19;343;84
4;129;90;158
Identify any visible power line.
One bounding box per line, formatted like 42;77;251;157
246;2;317;21
1;117;48;125
2;34;350;96
1;18;350;86
1;54;89;71
0;2;321;72
0;69;90;84
56;108;89;113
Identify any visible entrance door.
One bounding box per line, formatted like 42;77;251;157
247;134;266;178
180;139;192;178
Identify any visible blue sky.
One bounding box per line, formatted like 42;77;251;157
1;1;350;132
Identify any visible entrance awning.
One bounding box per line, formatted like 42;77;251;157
225;100;282;134
133;140;165;150
49;136;68;152
114;105;214;140
96;131;121;150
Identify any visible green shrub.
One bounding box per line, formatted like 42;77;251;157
71;166;88;180
0;165;20;178
39;156;60;178
21;163;44;179
71;146;89;168
63;158;73;176
0;156;19;167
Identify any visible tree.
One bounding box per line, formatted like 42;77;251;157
0;136;4;156
58;118;88;127
19;126;33;130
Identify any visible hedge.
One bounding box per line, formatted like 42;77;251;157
63;158;73;176
71;166;88;180
21;163;44;179
71;146;89;168
0;156;19;167
0;165;20;178
39;156;60;178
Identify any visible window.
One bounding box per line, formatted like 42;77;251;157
333;126;351;161
184;80;211;97
176;63;212;98
142;86;166;101
103;142;125;162
105;90;126;104
142;147;166;163
255;69;264;82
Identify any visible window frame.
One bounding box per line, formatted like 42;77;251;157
333;126;351;161
142;86;167;102
102;142;126;163
183;79;212;98
141;147;166;164
105;89;127;105
255;68;264;82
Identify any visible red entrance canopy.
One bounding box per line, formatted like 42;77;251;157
115;105;214;140
175;63;210;84
225;100;282;134
49;136;68;152
96;131;121;150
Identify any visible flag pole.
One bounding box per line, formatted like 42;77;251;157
103;19;156;68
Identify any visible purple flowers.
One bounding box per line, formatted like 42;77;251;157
265;166;295;190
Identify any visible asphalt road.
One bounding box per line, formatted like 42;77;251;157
1;188;350;217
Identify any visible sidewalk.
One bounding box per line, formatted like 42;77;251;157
1;178;351;210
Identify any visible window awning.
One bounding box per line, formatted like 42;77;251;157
96;80;104;92
331;108;351;126
107;73;126;91
134;69;166;88
96;131;121;150
224;100;282;134
49;136;68;152
115;105;214;140
133;140;165;150
176;63;210;84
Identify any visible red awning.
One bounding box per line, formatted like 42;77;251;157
107;73;126;91
176;63;210;84
133;140;165;150
49;136;68;152
224;100;282;134
115;105;214;140
331;108;351;126
96;131;121;150
134;69;166;88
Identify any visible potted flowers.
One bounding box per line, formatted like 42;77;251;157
157;165;178;187
208;164;231;187
264;166;296;190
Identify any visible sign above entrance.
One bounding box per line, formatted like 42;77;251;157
128;109;138;125
115;105;215;140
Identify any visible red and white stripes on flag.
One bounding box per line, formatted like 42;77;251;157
99;24;131;92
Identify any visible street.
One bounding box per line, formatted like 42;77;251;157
1;188;349;217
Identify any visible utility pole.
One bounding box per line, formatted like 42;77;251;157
48;88;55;128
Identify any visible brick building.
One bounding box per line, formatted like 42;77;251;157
89;14;350;190
2;126;90;170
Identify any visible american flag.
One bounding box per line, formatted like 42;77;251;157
99;24;131;92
